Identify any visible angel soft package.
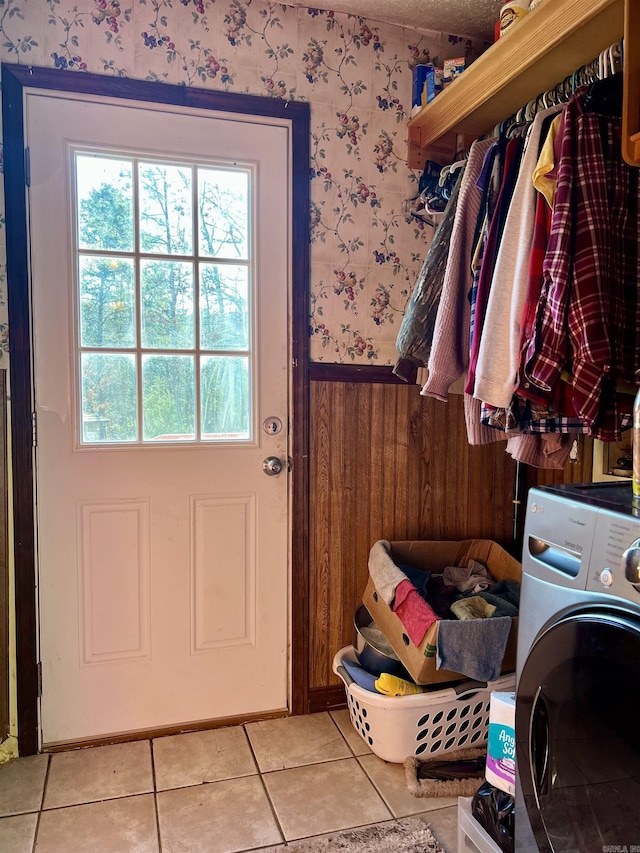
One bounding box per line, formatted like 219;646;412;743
485;691;516;796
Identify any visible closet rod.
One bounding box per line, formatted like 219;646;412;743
493;39;623;138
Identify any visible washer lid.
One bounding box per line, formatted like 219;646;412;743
536;481;635;515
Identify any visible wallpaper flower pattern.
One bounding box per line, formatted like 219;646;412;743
0;0;485;365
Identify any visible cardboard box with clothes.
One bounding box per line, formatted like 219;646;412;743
363;539;521;685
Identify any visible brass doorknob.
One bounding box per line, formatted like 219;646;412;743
262;456;283;476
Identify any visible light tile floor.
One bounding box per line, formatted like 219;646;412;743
0;711;459;852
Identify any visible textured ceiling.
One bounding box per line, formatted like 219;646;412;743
283;0;503;40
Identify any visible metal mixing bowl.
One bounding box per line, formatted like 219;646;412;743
353;604;412;680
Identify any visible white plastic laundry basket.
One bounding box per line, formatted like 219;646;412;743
333;646;515;764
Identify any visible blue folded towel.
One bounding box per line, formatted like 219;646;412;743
341;657;379;693
436;616;512;682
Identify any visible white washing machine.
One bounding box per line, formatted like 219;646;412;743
515;482;640;853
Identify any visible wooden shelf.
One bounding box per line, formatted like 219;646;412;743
408;0;625;169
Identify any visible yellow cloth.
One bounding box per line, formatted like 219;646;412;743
375;673;425;696
450;596;496;621
532;113;562;208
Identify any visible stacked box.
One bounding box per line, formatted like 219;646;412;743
411;64;436;115
443;56;465;82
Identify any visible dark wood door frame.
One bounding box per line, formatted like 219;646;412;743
1;63;310;756
0;373;7;743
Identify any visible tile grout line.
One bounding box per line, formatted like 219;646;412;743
331;708;396;817
31;753;52;853
149;738;164;853
327;710;361;759
354;754;398;821
242;723;287;846
20;791;154;815
334;712;446;826
2;718;456;851
250;714;395;845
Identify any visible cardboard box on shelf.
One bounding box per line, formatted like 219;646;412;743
362;539;521;685
443;56;466;82
411;64;436;116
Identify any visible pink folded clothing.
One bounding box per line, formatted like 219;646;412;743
393;579;440;646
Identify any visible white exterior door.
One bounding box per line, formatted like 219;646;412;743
26;91;291;745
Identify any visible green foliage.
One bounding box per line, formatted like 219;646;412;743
201;356;249;437
82;353;137;442
142;355;195;440
78;160;251;442
79;182;133;252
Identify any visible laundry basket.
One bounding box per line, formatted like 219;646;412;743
333;646;515;764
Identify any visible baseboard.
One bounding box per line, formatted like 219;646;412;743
42;708;289;752
308;685;347;713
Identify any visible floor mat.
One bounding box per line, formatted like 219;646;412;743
273;817;446;852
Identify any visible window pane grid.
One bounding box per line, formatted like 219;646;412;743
74;150;253;446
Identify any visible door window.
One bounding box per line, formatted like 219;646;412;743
74;152;253;445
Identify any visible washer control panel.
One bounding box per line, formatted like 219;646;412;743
599;568;614;587
524;486;640;604
586;513;640;601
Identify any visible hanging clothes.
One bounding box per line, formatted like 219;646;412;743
506;433;576;469
393;168;465;382
522;77;640;441
395;69;639;469
532;112;563;207
464;136;525;397
473;104;564;410
419;138;496;401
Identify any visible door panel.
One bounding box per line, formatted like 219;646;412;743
26;92;291;744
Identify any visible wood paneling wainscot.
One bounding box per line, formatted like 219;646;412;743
307;366;519;712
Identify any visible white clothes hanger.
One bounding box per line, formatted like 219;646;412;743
437;164;451;187
609;43;621;75
437;157;465;188
598;49;607;80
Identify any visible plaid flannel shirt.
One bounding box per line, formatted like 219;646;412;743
523;90;640;441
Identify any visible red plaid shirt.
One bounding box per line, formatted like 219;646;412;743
523;90;640;441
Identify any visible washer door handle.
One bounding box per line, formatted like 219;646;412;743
529;685;550;810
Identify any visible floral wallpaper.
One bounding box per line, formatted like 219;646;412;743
0;0;486;365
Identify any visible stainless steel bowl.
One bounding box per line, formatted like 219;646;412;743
353;604;412;680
